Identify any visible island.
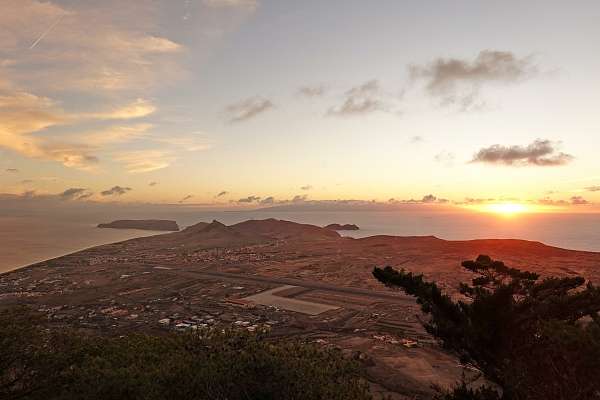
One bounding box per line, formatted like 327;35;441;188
4;218;600;398
324;223;360;231
97;219;180;231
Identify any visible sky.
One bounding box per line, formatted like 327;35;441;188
1;0;600;211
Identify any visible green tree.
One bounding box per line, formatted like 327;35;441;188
373;255;600;400
1;308;372;400
0;307;83;400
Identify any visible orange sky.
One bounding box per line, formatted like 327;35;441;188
1;1;599;212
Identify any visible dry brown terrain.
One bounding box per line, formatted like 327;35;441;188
2;218;599;399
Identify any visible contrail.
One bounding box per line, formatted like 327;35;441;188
29;14;64;50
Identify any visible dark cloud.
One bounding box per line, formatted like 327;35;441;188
328;80;387;116
100;186;132;196
471;139;573;166
537;198;568;206
237;195;261;203
257;198;455;211
149;181;158;186
292;194;307;203
297;85;327;97
536;196;591;206
59;187;93;201
21;190;37;199
389;194;448;204
410;50;537;110
259;196;275;205
421;194;450;203
585;186;600;192
20;179;33;184
5;168;19;173
216;190;228;197
224;97;274;123
300;185;312;191
421;194;437;203
570;196;589;205
179;194;193;203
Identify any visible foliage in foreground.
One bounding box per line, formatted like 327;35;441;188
373;255;600;400
0;308;371;400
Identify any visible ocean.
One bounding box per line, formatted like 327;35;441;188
1;209;599;273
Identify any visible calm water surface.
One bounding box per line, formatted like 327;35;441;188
1;209;599;273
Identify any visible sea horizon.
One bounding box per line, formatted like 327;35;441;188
2;209;599;274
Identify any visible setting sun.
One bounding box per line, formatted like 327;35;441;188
486;203;528;215
468;202;532;216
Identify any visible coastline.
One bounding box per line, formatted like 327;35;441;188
3;211;600;274
0;228;166;274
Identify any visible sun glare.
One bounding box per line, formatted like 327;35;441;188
486;203;528;215
470;202;532;216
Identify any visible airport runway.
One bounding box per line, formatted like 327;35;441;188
175;268;415;305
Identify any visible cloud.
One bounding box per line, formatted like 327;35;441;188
83;99;156;120
179;194;193;203
421;194;437;203
59;187;93;201
5;168;18;173
535;196;593;207
150;133;212;152
570;196;589;205
217;191;228;197
21;190;38;199
259;196;275;205
585;186;600;192
297;85;327;97
83;124;153;146
300;185;313;191
100;185;132;196
237;195;261;203
410;136;424;144
258;198;456;211
0;2;256;173
471;139;573;166
328;80;387;116
461;197;497;205
114;150;173;173
388;194;449;204
292;194;307;203
0;91;158;170
0;90;95;169
224;97;274;123
254;194;309;206
0;1;185;93
410;50;537;110
149;181;158;186
20;179;34;184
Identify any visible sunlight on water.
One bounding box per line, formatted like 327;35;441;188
1;209;598;273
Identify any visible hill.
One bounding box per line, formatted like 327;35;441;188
2;219;599;399
231;218;340;240
325;223;360;231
